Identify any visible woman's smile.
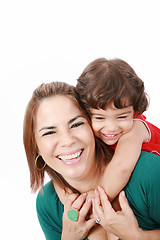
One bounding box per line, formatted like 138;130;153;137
57;149;83;165
35;95;96;182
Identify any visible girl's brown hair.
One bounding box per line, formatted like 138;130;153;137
23;81;112;193
77;58;149;116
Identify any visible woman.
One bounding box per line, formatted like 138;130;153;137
23;81;112;239
23;81;160;239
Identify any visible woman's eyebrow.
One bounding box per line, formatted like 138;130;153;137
39;115;84;132
68;115;84;124
39;126;56;132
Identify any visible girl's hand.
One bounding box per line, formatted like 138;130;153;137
62;192;96;240
93;187;142;240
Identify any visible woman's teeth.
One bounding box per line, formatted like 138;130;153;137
58;150;82;161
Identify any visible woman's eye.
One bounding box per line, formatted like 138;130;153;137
71;122;84;128
42;131;56;136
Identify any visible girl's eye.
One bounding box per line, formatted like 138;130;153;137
71;122;84;129
94;117;105;120
42;131;56;136
118;115;128;119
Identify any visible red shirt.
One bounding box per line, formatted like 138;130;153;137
110;115;160;156
135;115;160;156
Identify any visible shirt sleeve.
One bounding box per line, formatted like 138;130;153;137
147;158;160;225
133;114;151;142
125;151;160;230
36;183;63;240
134;115;160;156
36;182;89;240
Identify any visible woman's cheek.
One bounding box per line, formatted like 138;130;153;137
84;125;95;144
38;138;57;157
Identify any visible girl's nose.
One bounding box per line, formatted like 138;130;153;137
105;120;117;132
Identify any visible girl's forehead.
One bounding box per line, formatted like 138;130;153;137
90;103;134;116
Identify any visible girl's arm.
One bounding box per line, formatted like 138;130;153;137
102;120;149;201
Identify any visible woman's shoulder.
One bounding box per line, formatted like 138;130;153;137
36;181;62;211
36;181;64;236
127;151;160;189
37;181;56;198
137;151;160;169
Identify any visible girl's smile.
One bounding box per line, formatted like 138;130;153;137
91;102;134;145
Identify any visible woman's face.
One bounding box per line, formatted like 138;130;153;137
35;95;96;183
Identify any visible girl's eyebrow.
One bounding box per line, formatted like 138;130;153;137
39;115;84;132
118;110;132;115
91;113;103;116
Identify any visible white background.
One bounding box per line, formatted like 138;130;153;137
0;0;160;239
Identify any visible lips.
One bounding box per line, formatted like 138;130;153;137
104;134;117;137
102;133;120;140
57;149;83;165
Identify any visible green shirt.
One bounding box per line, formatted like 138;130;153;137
36;151;160;239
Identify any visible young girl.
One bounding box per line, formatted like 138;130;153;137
76;57;160;201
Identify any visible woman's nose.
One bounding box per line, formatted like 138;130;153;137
59;131;76;147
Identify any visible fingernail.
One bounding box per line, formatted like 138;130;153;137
87;197;91;203
83;192;87;196
98;186;104;192
121;191;125;197
95;189;98;194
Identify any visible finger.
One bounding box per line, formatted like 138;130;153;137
68;193;79;202
71;193;87;210
98;186;115;214
86;217;97;230
95;188;101;206
119;191;134;217
92;198;99;219
86;189;96;199
92;189;103;218
80;198;92;219
64;193;79;211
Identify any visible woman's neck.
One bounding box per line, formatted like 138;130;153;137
66;165;105;194
54;168;104;205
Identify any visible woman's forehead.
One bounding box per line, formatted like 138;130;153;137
36;95;84;125
39;95;81;111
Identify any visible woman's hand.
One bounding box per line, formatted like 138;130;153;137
92;187;142;240
62;192;96;240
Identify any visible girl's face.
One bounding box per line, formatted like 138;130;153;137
35;95;96;184
91;101;134;145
